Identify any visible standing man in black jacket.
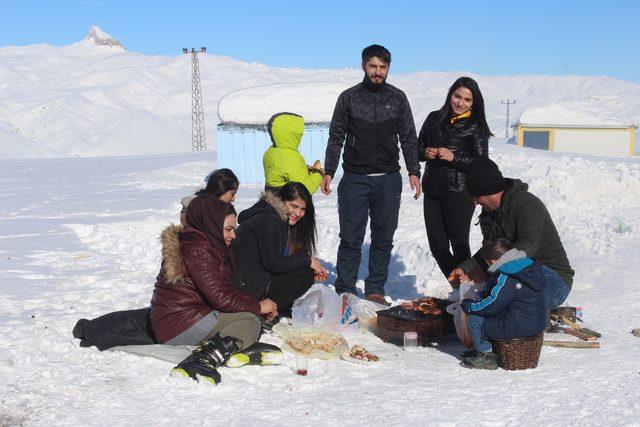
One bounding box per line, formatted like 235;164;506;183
321;44;421;305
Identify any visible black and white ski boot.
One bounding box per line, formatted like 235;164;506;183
226;342;283;368
171;333;241;384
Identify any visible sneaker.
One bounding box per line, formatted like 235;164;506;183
460;351;499;370
366;294;391;306
226;342;283;368
456;349;478;360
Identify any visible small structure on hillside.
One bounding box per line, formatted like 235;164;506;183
216;82;348;183
511;105;637;158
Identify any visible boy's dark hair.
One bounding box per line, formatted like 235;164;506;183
479;238;513;262
362;44;391;65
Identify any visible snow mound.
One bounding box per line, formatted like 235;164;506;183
218;81;350;124
514;103;635;127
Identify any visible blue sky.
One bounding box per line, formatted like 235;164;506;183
1;0;638;83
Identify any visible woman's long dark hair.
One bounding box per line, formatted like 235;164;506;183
436;76;493;138
195;168;239;197
277;182;316;256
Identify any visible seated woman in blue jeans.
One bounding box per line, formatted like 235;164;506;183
460;238;548;370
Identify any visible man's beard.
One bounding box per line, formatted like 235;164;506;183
363;73;386;91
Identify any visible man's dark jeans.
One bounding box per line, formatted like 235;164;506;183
334;171;402;297
541;265;571;310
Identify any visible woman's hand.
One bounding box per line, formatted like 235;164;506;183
448;268;467;288
437;147;454;162
310;257;328;282
310;257;323;273
265;310;279;321
425;147;438;160
259;298;278;314
314;270;328;283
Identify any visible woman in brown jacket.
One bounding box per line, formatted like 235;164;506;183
150;193;277;383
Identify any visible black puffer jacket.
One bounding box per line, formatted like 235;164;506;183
232;192;311;298
324;80;421;178
418;111;488;196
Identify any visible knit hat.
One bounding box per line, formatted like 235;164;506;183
466;159;506;196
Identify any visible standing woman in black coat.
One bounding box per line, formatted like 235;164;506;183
418;76;492;281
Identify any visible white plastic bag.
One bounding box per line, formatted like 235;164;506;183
292;284;343;328
345;293;387;331
452;282;475;349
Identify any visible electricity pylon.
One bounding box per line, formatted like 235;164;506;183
183;47;207;151
501;99;516;139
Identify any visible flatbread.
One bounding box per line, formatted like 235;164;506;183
273;323;349;360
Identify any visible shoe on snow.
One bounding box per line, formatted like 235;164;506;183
72;319;89;339
456;349;478;361
171;361;221;385
226;343;283;368
460;351;499;370
171;333;240;384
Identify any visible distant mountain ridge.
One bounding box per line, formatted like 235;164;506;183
1;27;639;159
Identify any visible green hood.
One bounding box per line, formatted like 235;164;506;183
267;112;304;150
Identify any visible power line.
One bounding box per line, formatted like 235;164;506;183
183;47;207;152
501;99;516;139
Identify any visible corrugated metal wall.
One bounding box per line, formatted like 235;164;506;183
217;124;342;183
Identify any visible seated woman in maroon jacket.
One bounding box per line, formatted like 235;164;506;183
150;193;278;383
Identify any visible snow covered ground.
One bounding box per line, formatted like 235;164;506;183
1;141;639;425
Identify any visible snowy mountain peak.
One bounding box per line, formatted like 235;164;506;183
85;26;124;49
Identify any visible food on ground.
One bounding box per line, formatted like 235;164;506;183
401;297;443;316
348;345;379;362
286;331;347;355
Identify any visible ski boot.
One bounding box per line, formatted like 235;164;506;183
171;333;241;384
226;342;283;368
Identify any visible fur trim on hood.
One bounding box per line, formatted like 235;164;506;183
261;191;289;221
160;223;184;285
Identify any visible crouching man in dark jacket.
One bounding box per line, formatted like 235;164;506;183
451;159;574;311
459;238;548;369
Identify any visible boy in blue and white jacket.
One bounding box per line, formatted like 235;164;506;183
460;238;547;369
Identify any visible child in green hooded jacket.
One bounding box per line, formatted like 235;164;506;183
263;112;324;194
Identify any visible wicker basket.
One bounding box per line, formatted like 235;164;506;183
492;333;543;370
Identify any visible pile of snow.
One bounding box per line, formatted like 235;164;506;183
1;26;639;160
514;103;635;127
218;82;350;124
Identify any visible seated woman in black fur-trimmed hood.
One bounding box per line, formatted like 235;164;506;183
232;182;328;320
